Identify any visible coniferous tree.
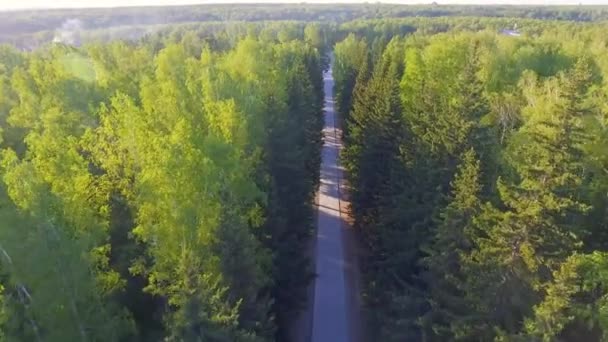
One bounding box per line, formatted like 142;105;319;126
333;34;368;128
421;149;482;340
460;58;594;338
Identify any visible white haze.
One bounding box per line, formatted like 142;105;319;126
53;18;83;45
1;0;608;11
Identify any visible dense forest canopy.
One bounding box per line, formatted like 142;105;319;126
334;13;608;342
3;3;608;342
0;21;324;341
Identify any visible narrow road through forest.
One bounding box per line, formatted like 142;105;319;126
311;64;351;342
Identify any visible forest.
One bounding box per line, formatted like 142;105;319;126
2;3;608;342
3;3;608;49
0;22;325;341
335;16;608;342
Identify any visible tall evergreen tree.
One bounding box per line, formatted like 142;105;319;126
333;34;368;128
421;149;482;340
460;58;594;338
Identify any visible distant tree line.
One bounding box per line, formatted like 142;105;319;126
3;4;608;49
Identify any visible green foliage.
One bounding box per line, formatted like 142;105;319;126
0;28;323;341
421;149;482;340
334;19;608;342
4;9;608;342
333;34;368;130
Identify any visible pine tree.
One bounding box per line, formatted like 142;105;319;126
333;34;368;128
343;38;404;231
342;38;428;341
260;43;322;340
421;149;482;340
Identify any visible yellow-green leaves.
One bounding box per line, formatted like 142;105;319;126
0;27;323;341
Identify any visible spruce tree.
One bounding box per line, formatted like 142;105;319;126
421;149;482;340
460;58;594;338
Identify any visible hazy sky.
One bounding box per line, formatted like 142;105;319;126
1;0;607;11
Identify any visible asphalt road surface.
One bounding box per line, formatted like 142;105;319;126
311;66;350;342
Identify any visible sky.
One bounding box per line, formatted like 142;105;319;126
0;0;607;10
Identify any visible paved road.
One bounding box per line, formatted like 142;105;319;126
311;66;350;342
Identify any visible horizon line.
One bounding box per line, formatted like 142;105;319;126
1;1;607;13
